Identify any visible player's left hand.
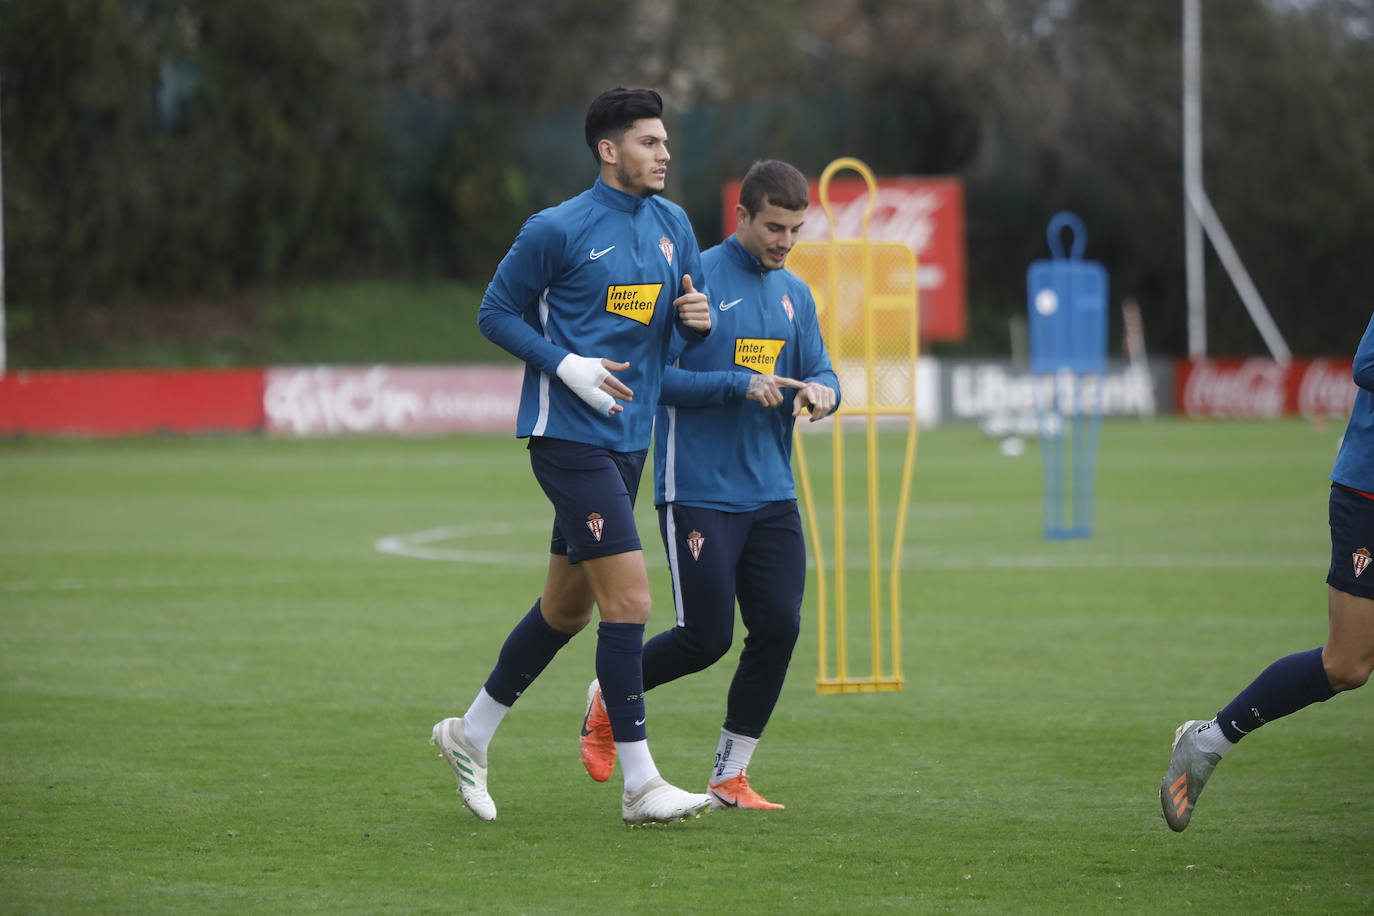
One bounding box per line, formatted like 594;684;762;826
793;382;838;422
746;374;806;408
673;275;712;332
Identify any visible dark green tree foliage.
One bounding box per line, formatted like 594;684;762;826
1;0;385;313
2;0;156;306
183;2;386;286
3;0;1372;355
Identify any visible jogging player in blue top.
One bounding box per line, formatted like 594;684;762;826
432;88;715;826
1161;311;1374;831
580;160;840;809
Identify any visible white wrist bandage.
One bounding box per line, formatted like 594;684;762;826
555;354;616;416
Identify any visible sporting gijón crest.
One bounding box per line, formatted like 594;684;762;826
686;529;705;560
586;513;604;542
658;236;674;264
1354;547;1371;578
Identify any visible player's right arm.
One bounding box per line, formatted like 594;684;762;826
659;364;751;407
477;213;573;376
478;213;628;415
660;363;807;409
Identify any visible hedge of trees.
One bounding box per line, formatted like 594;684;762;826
3;0;1372;355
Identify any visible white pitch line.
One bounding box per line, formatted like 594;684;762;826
373;521;555;567
4;540;1321;596
371;523;1323;572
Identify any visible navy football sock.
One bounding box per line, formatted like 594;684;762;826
482;599;572;706
597;621;648;742
1216;647;1337;743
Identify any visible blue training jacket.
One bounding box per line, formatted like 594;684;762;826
478;178;705;452
653;234;841;510
1331;312;1374;492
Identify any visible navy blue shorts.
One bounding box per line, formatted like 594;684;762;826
527;437;646;564
1326;483;1374;600
658;500;805;634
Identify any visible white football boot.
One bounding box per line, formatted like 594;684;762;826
432;717;496;822
621;776;711;826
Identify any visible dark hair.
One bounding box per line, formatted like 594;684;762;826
584;88;664;166
739;160;810;214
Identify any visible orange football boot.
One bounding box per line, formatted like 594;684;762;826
579;679;617;782
707;773;785;810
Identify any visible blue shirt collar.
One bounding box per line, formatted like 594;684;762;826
592;177;650;212
723;234;766;273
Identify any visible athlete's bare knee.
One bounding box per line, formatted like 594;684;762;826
1322;638;1374;690
543;603;594;634
1324;656;1372;691
597;590;652;624
540;590;595;634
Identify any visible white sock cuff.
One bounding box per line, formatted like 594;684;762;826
1194;718;1236;757
461;687;510;754
618;739;659;793
712;728;760;782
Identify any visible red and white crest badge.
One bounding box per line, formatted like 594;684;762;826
586;512;605;542
781;294;795;321
686;529;705;561
1354;547;1371;577
659;236;674;264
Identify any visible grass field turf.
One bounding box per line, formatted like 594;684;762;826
1;418;1370;913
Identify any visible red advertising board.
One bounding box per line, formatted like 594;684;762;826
721;176;966;341
1175;358;1357;419
0;368;264;436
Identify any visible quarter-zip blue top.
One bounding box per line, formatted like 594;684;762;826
654;234;840;509
478;178;705;452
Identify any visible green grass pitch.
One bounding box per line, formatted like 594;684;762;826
1;419;1370;913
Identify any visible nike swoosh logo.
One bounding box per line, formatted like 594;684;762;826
634;717;646;727
710;790;738;808
718;298;743;311
1230;720;1251;735
589;246;615;260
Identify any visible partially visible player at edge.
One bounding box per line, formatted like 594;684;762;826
1160;311;1374;831
431;87;715;826
580;160;840;810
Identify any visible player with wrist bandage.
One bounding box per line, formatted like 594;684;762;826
430;87;714;827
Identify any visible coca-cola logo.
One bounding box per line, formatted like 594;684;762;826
1297;359;1357;418
801;187;942;255
1182;359;1286;418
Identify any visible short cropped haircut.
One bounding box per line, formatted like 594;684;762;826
738;160;810;215
585;88;664;166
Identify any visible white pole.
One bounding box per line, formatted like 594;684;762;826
1187;185;1292;364
1183;0;1206;359
1181;0;1290;366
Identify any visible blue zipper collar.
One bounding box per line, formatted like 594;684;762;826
592;177;651;212
722;234;767;273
